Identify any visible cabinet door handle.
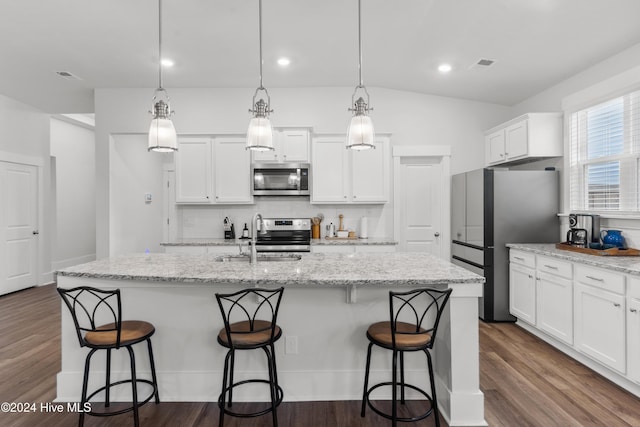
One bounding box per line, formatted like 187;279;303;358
543;264;558;270
614;303;621;308
631;308;638;313
586;275;604;282
528;274;533;279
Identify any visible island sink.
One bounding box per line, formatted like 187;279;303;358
215;254;302;263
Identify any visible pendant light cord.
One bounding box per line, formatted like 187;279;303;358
158;0;164;90
358;0;363;87
258;0;264;90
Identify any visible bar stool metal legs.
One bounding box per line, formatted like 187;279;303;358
360;287;452;427
215;287;285;426
58;286;160;427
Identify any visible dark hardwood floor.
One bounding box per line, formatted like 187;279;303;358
1;284;639;426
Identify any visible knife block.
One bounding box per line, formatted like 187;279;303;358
224;224;235;240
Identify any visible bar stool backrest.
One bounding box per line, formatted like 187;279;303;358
57;286;122;348
215;287;284;348
389;287;453;349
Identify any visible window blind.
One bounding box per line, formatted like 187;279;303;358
569;89;640;213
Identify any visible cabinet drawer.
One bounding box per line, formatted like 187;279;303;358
510;250;535;268
536;255;572;279
576;265;625;294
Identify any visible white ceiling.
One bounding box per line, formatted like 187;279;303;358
2;0;640;113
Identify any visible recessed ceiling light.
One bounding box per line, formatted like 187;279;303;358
161;58;174;67
438;63;452;74
277;57;290;67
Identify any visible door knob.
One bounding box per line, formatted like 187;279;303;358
434;232;440;237
32;230;39;235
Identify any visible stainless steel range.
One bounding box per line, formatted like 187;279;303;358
256;218;311;252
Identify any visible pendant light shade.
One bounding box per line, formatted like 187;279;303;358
347;96;375;150
149;91;177;152
346;0;375;150
247;0;274;151
148;0;177;152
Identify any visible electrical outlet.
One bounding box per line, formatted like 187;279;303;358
285;336;298;354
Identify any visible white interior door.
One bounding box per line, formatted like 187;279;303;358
0;161;38;295
396;158;442;255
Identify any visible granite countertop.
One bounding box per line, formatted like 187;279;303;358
55;252;483;287
161;237;397;247
507;243;640;276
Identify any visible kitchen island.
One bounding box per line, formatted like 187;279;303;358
55;252;486;426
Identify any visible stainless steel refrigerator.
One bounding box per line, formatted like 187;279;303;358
451;168;559;322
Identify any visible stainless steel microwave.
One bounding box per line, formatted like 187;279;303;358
251;163;310;196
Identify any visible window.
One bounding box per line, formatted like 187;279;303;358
569;90;640;213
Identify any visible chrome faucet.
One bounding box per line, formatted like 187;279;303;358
250;213;267;263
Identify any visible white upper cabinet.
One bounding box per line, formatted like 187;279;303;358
175;136;253;205
252;128;310;163
213;137;252;203
485;113;562;166
311;138;348;202
175;137;212;203
311;136;389;204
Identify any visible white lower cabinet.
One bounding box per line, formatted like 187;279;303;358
536;271;573;345
628;276;640;384
628;295;640;384
509;261;536;324
574;282;626;373
509;249;640;391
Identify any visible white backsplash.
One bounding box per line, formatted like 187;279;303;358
177;197;390;239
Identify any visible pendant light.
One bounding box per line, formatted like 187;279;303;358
346;0;375;150
148;0;177;153
246;0;274;151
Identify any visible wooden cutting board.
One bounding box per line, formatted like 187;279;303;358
555;242;640;256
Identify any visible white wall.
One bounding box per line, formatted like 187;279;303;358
110;134;168;254
50;117;96;269
95;87;510;256
0;94;52;284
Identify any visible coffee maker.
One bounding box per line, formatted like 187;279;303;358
567;213;601;247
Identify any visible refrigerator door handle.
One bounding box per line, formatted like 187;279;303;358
452;255;484;270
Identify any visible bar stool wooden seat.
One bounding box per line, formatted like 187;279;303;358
361;287;452;427
215;287;284;426
57;286;160;427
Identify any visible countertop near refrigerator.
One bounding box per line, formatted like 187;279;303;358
161;237;397;247
507;243;640;276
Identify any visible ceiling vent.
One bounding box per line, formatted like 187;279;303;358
55;71;81;80
470;58;495;70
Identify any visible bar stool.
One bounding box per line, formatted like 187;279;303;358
57;286;160;427
215;287;284;426
361;287;452;427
